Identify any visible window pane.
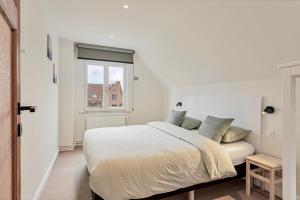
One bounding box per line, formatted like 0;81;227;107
87;65;104;109
108;66;124;108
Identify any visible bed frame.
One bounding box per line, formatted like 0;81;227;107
91;163;246;200
90;97;261;200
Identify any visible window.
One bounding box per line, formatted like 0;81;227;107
84;60;129;111
86;65;104;110
108;66;124;108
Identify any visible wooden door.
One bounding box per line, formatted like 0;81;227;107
0;0;20;200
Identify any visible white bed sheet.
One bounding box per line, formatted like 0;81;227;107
84;122;237;200
221;141;255;165
188;129;255;166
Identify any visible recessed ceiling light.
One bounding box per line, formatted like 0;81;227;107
123;4;129;9
109;35;115;39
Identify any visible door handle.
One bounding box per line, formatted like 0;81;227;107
18;123;22;137
18;103;37;114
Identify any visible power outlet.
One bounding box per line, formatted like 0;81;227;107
265;130;275;138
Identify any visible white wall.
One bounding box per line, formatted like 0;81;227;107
127;56;168;125
168;78;300;196
58;39;75;150
58;39;167;145
46;0;300;87
168;79;283;157
297;79;300;198
20;0;59;199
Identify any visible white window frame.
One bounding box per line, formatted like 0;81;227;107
83;60;128;112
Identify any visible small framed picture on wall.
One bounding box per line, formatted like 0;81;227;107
47;34;52;61
53;64;58;84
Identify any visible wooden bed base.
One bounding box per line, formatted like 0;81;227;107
91;163;246;200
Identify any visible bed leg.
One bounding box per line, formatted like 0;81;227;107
188;190;195;200
91;190;104;200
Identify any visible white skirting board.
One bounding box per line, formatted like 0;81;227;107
74;141;83;147
61;141;83;148
33;149;59;200
59;145;74;152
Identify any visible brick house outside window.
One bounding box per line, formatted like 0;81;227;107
87;81;123;108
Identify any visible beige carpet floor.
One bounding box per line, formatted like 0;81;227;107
40;148;280;200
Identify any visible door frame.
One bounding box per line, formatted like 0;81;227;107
0;0;20;199
278;61;300;200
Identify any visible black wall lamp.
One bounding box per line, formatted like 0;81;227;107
176;102;182;107
262;106;275;115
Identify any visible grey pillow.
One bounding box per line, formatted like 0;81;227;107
198;116;234;143
222;126;251;143
166;110;187;126
181;117;202;130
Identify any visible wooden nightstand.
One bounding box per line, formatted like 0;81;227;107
245;154;282;200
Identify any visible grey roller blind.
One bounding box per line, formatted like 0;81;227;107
77;43;135;64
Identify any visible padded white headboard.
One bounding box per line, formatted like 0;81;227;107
175;97;262;152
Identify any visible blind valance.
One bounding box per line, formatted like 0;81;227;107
77;43;135;64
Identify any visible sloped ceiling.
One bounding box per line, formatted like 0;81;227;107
45;0;300;86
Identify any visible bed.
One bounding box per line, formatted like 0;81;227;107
83;121;255;200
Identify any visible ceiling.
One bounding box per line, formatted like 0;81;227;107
45;0;300;87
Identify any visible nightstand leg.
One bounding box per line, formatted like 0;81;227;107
269;170;275;200
246;160;251;196
260;169;265;191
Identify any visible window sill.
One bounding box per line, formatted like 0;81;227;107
79;109;133;115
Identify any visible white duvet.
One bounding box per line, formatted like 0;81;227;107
83;121;236;200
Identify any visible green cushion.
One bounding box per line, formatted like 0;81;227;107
166;110;187;126
181;117;202;130
222;126;251;143
198;116;234;143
